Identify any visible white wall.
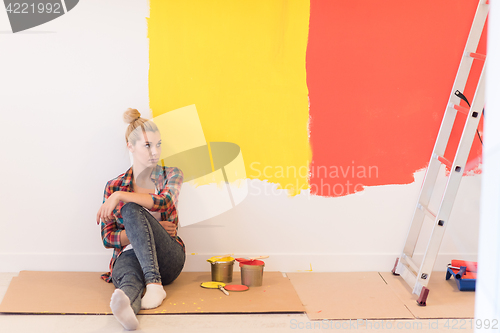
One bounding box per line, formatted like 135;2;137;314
0;0;150;270
0;0;481;274
475;0;500;329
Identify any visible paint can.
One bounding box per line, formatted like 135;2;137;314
240;260;265;287
210;258;235;283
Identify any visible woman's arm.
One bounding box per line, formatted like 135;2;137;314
97;191;154;224
113;167;183;215
115;191;154;210
99;182;145;248
100;167;184;246
100;182;123;248
149;167;184;213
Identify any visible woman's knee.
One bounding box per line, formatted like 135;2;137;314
121;202;143;220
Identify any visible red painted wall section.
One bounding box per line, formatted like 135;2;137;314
307;0;486;197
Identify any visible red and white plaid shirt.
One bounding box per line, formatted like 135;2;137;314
100;165;185;283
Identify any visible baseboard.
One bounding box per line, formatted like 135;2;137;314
0;253;478;273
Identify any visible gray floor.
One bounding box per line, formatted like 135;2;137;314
0;272;473;333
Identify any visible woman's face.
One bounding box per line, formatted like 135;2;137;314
128;130;162;168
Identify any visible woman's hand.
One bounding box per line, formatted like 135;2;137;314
96;192;121;225
159;221;177;237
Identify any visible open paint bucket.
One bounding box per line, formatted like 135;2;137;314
239;259;265;287
208;256;235;283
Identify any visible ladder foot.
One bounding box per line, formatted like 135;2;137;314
392;258;400;275
417;286;429;306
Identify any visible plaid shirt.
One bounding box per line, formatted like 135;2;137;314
100;165;185;283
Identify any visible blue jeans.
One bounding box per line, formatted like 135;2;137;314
112;202;186;314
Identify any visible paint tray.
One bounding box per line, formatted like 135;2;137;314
445;260;477;292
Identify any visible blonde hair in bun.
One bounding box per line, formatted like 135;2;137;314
123;108;159;145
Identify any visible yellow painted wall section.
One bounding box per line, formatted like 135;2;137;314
148;0;311;195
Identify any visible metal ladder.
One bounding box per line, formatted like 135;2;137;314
392;0;489;306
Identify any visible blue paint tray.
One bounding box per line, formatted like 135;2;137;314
446;265;476;292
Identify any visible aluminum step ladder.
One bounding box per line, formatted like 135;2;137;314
392;0;489;306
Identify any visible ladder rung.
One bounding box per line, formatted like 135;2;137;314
433;153;452;167
417;202;436;220
399;262;416;284
401;254;420;273
449;102;470;115
468;52;486;61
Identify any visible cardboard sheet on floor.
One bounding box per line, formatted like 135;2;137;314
0;271;305;315
287;272;414;320
379;271;475;319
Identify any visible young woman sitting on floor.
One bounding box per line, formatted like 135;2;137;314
96;108;185;330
